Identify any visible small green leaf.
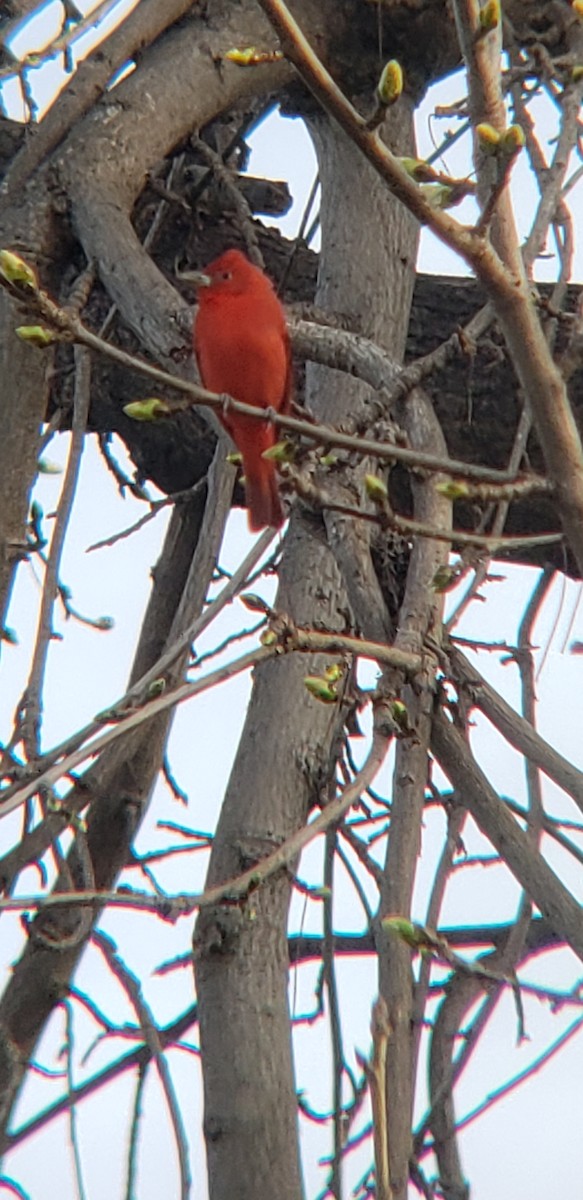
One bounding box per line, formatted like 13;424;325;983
262;440;295;463
304;675;338;703
381;915;422;946
123;398;171;422
16;325;55;347
364;473;388;504
323;663;343;682
0;249;38;288
382;915;443;955
226;451;243;466
436;479;470;500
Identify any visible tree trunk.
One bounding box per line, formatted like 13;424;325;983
195;101;418;1200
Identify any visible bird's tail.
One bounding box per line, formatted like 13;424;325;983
244;456;284;532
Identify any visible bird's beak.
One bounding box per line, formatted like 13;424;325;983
176;267;212;289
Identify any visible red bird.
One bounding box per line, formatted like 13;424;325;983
192;248;291;531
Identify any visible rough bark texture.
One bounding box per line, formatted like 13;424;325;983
194;98;419;1200
0;189;60;628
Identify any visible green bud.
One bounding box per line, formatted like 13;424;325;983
436;479;470;500
390;700;409;730
319;452;338;467
0;249;38;288
123;398;171;421
479;0;501;33
240;593;270;613
303;675;338;703
16;325;55;347
572;65;583;81
95;706;119;723
262;440;295;463
226;451;243;466
364;473;389;504
431;564;461;594
475;122;501;153
420;183;457;210
377;59;403;106
381;915;440;953
499;124;526;155
381;915;421;946
147;677;166;698
225;46;258;65
260;628;278;647
37;458;62;475
224;46;283;66
397;156;434;182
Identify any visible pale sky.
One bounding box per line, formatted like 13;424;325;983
1;4;583;1198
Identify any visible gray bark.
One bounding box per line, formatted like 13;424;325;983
194;102;419;1200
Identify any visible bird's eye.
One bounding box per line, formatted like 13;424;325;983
219;270;232;281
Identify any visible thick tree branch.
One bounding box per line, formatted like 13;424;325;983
257;0;583;575
448;645;583;815
431;708;583;962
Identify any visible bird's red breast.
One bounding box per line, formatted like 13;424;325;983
193;249;291;531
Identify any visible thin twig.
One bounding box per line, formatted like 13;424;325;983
5;1005;198;1154
93;931;192;1200
366;998;392;1200
0;725;391;919
125;1063;148;1200
191;136;263;267
18;346;91;757
323;826;344;1200
63;999;89;1200
0;265;552;489
0;530;277;811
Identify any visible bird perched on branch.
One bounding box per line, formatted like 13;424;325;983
190;248;291;531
